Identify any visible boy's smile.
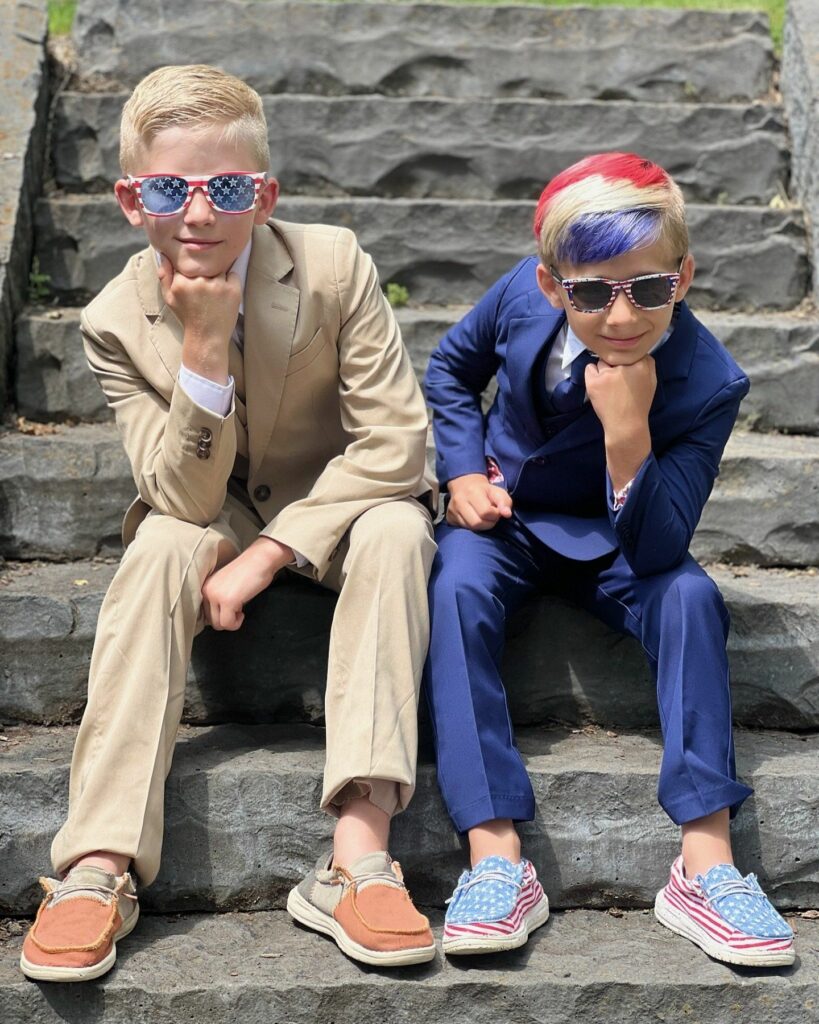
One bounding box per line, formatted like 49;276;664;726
537;239;695;366
115;125;278;278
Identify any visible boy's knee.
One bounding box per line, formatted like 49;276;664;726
127;514;222;574
351;501;435;563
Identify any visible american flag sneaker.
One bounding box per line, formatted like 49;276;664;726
654;856;795;967
442;855;549;955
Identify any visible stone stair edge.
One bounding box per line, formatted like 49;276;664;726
1;910;815;1024
2;722;817;916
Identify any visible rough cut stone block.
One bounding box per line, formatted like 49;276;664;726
53;92;788;207
2;908;816;1024
1;724;816;915
1;560;816;732
399;308;819;436
783;0;819;305
35;195;810;311
0;423;131;559
72;0;774;103
14;307;110;421
693;432;819;567
0;423;814;564
0;0;48;410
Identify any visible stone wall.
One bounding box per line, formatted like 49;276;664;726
0;1;48;413
783;0;819;304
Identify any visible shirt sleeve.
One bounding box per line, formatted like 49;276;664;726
178;364;235;418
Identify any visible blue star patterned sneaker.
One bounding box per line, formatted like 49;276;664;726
443;855;549;955
654;856;795;967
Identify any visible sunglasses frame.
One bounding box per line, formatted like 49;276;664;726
127;172;268;217
549;260;684;313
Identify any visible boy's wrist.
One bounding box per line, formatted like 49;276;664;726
605;425;651;492
181;331;230;384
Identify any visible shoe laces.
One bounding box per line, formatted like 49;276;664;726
701;873;763;909
446;870;522;905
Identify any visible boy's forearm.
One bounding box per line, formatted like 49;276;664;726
604;421;652;492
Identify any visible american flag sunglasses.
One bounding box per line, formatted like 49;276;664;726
550;261;684;313
127;172;268;217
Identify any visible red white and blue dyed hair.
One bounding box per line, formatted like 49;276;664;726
534;152;688;268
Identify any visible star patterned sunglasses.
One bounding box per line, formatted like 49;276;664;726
549;260;684;313
127;172;268;216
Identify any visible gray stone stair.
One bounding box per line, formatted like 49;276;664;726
2;723;816;915
1;422;815;564
35;195;810;310
1;908;813;1024
1;560;816;731
54;92;789;206
14;306;819;434
72;1;775;104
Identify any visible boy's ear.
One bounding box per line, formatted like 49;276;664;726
254;177;279;225
114;179;145;228
536;261;564;308
674;252;696;303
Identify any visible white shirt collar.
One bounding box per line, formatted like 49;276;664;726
152;237;253;316
562;318;674;369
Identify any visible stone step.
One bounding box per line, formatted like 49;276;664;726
72;0;775;103
1;559;816;732
2;907;815;1024
1;423;814;564
2;723;816;916
54;92;789;207
35;195;810;311
14;306;819;435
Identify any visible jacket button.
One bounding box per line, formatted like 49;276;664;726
198;428;212;442
254;484;271;502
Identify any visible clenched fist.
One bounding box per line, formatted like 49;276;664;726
446;473;514;531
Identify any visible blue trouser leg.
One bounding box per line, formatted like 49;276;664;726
568;551;753;825
423;521;547;832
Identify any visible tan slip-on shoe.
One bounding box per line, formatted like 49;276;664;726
20;866;139;982
287;851;436;966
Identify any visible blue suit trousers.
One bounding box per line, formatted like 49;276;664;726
423;518;753;833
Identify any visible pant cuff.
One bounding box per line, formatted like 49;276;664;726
449;793;536;834
660;780;754;827
322;777;404;819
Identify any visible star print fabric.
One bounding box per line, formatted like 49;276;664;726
446;855;525;924
697;863;793;939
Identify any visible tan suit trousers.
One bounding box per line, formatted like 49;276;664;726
51;496;435;886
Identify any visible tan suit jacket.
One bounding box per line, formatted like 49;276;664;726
81;218;436;581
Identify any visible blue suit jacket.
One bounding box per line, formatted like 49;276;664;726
424;257;750;577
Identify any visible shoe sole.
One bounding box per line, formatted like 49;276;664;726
286;886;436;967
654;889;795;968
443;892;550;956
20;904;140;983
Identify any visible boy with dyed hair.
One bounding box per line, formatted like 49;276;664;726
423;152;794;966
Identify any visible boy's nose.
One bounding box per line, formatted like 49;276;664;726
605;287;640;325
184;187;215;223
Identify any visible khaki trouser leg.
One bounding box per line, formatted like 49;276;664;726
316;498;436;819
50;504;255;886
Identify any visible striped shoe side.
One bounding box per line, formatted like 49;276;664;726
443;862;549;951
655;857;794;967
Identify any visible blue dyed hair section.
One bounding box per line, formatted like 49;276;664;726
557;208;663;267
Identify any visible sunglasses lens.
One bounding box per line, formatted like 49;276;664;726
140;176;188;214
208;174;257;212
570;280;614;312
630;276;675;308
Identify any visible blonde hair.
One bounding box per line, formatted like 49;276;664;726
534;153;688;268
119;65;270;174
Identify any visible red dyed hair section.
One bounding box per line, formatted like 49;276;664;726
533;152;671;239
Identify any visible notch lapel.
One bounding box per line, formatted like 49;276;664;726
504;311;565;445
242;223;300;478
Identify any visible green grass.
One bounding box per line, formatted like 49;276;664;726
48;0;76;36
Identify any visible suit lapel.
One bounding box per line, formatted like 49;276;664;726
243;223;300;477
135;250;183;389
505;310;565;445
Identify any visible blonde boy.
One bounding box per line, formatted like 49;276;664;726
21;65;437;980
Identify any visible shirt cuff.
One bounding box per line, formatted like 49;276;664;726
611;478;635;512
178;364;235;417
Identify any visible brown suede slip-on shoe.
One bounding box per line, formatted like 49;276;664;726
20;866;139;982
287;851;436;966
